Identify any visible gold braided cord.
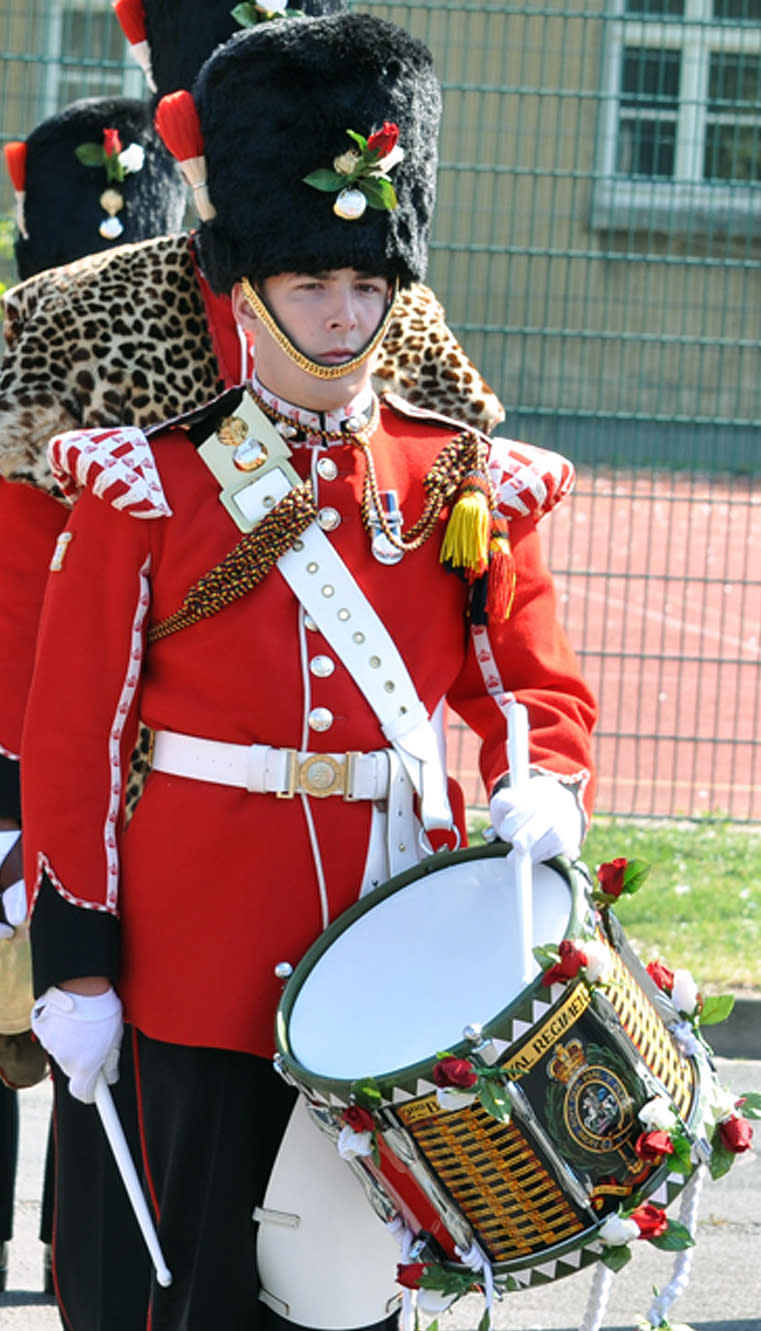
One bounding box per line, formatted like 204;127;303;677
240;276;400;380
357;428;490;553
148;481;316;643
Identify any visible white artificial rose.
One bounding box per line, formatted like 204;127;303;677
337;1125;374;1160
599;1213;640;1246
417;1290;458;1315
118;143;145;174
671;968;699;1016
638;1095;676;1132
582;938;614;983
435;1087;478;1112
711;1085;739;1123
377;144;405;173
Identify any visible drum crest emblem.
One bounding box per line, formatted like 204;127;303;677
544;1038;645;1179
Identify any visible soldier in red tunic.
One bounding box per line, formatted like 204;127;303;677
23;14;597;1331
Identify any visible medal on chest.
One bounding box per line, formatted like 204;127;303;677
367;489;405;564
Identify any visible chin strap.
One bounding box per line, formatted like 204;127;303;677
239;275;400;381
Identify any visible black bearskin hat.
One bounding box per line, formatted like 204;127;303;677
11;97;185;280
192;12;441;292
120;0;346;104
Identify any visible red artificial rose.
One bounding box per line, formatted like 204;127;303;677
647;959;675;994
629;1202;669;1240
541;939;588;986
396;1262;428;1289
367;121;399;159
341;1104;375;1134
432;1056;478;1089
719;1114;753;1153
635;1129;674;1162
596;857;628;898
103;128;123;158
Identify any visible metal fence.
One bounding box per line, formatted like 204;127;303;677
1;0;759;820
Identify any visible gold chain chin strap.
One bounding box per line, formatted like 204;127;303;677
240;276;399;381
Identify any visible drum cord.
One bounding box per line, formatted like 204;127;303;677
578;1260;614;1331
644;1166;704;1329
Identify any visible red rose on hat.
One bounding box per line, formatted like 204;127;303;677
367;121;399;159
103;128;123;158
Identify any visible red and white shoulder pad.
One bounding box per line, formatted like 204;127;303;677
488;435;575;521
47;426;172;519
382;392;575;522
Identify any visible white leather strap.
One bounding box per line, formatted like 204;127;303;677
152;731;388;801
197;395;453;832
227;466;452;832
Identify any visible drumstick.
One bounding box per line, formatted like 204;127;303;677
505;700;534;985
94;1073;173;1287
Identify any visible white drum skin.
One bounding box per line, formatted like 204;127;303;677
288;858;571;1080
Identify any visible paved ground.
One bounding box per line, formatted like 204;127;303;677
2;1058;760;1330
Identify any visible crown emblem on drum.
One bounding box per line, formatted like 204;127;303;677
548;1040;586;1085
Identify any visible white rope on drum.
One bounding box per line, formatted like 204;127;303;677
578;1258;614;1331
645;1167;704;1328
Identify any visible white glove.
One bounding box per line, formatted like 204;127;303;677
489;775;583;862
0;878;27;940
0;829;26;939
31;985;123;1103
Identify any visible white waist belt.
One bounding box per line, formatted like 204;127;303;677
151;730;390;802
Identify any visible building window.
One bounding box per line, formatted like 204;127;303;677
44;1;142;116
592;0;761;234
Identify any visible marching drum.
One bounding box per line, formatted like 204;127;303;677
275;843;716;1291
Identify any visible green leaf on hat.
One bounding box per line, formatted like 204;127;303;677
75;143;106;167
303;169;346;192
362;177;398;211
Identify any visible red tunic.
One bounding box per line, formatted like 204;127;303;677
22;399;597;1057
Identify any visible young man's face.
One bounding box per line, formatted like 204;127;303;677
232;268;391;410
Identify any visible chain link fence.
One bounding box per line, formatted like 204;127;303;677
1;0;759;819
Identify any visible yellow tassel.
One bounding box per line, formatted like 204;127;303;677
440;475;491;580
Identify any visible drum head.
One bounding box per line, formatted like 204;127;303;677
285;849;574;1082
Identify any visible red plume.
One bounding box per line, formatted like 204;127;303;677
154;91;204;163
4;142;27;192
112;0;146;46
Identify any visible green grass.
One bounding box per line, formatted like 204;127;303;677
469;815;761;993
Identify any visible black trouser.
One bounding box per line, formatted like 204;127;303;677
51;1029;399;1331
0;1080;18;1242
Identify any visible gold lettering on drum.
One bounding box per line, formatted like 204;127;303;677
509;986;592;1075
396;1094;442;1127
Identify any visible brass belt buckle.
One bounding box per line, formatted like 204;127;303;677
277;751;360;799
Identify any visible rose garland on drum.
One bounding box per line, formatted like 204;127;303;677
536;857;761;1181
